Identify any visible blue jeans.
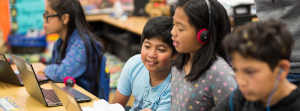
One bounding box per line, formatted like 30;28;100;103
287;73;300;82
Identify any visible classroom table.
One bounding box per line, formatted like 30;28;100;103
0;64;98;111
85;14;148;36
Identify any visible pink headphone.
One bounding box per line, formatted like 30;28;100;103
197;0;212;44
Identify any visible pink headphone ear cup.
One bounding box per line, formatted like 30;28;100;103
63;76;76;86
197;28;208;44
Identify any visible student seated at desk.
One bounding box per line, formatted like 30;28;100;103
112;16;177;111
213;19;300;111
37;0;109;100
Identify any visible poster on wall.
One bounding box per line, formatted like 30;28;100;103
10;0;44;34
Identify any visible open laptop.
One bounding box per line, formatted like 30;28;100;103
12;54;62;107
12;55;92;105
50;81;82;111
0;54;50;86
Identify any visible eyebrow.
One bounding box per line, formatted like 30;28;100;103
144;41;168;48
176;22;186;27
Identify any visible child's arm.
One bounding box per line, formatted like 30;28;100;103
44;39;87;81
111;89;130;107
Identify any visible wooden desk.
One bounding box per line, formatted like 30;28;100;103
0;82;98;111
0;64;97;111
85;14;148;36
86;14;149;60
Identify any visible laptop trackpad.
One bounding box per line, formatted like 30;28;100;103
63;86;92;102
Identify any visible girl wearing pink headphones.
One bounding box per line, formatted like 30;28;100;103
170;0;236;110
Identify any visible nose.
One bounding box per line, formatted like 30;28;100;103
43;18;47;23
148;48;157;58
235;72;247;87
171;25;177;38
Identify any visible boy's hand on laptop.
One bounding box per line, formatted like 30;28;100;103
140;108;152;111
31;63;46;74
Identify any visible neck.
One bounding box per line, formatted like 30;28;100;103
261;79;297;107
57;27;68;43
149;65;172;87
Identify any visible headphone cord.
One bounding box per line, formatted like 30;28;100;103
266;75;280;111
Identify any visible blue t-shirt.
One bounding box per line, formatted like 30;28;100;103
117;54;171;111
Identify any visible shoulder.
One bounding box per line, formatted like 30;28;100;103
67;36;85;50
126;54;144;67
124;54;147;77
209;57;235;76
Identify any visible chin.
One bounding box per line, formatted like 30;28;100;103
243;95;259;102
145;67;159;73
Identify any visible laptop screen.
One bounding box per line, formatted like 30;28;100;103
50;82;82;111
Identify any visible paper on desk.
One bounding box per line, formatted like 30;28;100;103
81;99;125;111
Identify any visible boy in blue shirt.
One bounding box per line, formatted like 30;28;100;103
112;16;177;111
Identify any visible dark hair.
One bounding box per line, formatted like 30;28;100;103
141;16;176;56
175;0;231;81
223;19;294;71
48;0;106;97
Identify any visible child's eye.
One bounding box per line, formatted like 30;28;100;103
246;70;256;75
144;46;150;49
178;28;183;31
158;49;166;52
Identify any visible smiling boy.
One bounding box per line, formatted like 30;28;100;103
112;16;177;111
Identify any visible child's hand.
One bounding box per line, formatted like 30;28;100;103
140;108;152;111
31;63;46;74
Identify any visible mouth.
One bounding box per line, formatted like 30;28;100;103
172;38;179;47
147;60;158;66
173;41;179;47
240;90;249;95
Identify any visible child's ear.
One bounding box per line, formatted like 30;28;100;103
278;59;290;79
61;14;70;25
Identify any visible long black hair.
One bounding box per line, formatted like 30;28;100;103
175;0;231;81
48;0;106;97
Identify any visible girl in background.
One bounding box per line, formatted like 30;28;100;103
41;0;109;100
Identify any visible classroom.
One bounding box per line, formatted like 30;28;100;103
0;0;299;111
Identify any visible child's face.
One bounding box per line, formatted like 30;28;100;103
171;7;203;53
232;52;280;102
141;38;175;74
43;2;64;35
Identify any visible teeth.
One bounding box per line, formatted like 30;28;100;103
150;62;154;63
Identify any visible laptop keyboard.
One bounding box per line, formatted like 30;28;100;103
42;90;61;103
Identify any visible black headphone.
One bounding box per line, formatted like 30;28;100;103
197;0;212;44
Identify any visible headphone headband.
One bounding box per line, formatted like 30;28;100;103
197;0;213;44
205;0;212;34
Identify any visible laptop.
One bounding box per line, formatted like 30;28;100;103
50;81;82;111
12;54;62;107
0;54;50;86
12;55;92;105
0;54;23;86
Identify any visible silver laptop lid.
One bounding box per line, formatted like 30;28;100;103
12;54;48;106
50;82;82;111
